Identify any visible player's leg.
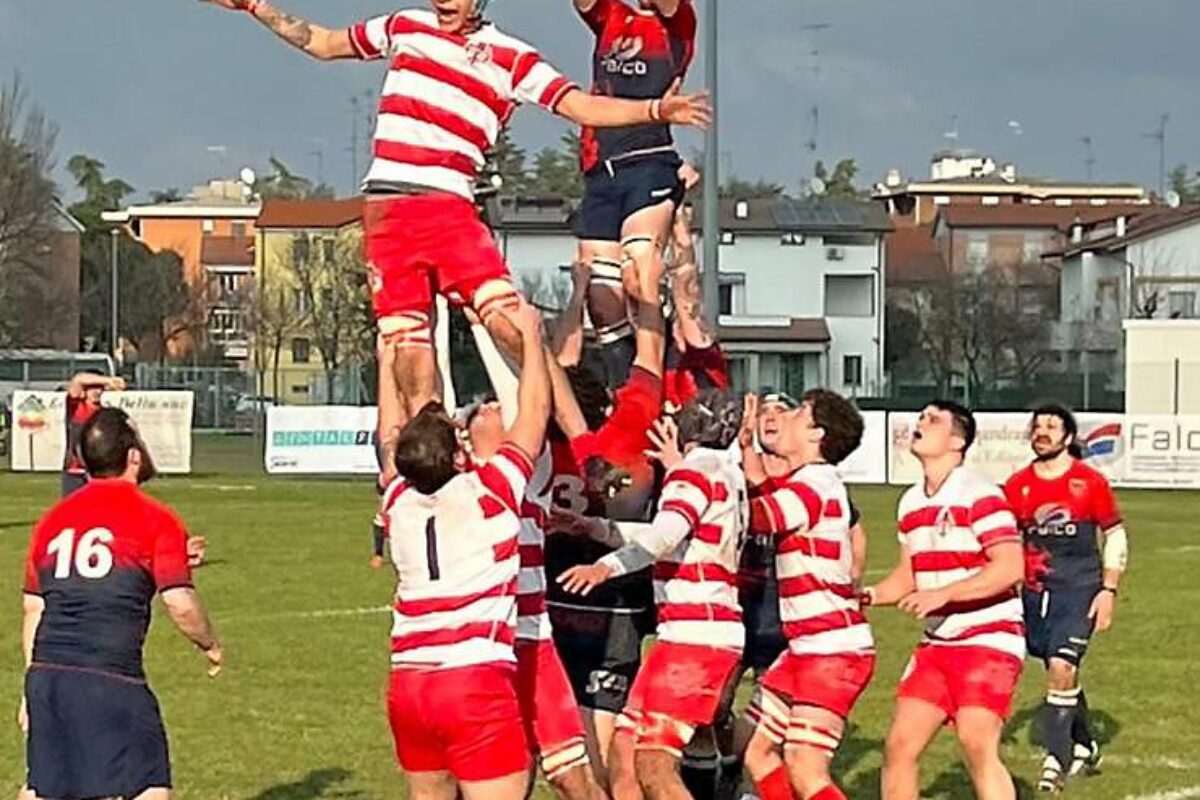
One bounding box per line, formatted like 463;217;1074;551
608;719;644;800
1040;658;1081;791
406;771;459;800
954;707;1016;800
634;748;690;800
881;698;946;800
1069;689;1102;776
583;238;637;387
619;201;674;370
741;684;791;800
130;790;171;800
784;705;848;800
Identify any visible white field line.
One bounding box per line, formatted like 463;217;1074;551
227;605;390;624
1121;785;1200;800
1108;755;1200;772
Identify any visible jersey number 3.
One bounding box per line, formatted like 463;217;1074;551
47;527;115;580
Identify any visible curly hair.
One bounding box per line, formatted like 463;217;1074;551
802;389;864;466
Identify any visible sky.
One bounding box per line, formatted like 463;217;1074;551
4;0;1200;202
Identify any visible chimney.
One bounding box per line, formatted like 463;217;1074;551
1116;215;1128;238
885;169;903;188
1000;163;1017;182
735;200;749;220
1071;215;1083;244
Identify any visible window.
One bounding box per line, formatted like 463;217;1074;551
1019;286;1045;316
295;289;312;315
720;231;736;245
717;275;745;315
218;273;241;295
760;353;809;397
824;233;875;247
966;238;988;273
843;355;863;387
291;337;311;364
933;195;950;206
981;196;1000;206
322;238;336;263
292;235;311;264
202;219;215;233
208;309;245;340
824;275;874;317
231;222;247;238
1168;291;1196;319
780;233;806;246
718;284;734;315
1023;239;1044;264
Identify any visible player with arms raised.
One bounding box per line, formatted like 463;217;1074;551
864;402;1025;800
1003;404;1127;792
559;389;747;800
200;0;710;440
380;302;551;800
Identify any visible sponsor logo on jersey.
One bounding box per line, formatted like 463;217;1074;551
601;35;648;76
1030;504;1079;537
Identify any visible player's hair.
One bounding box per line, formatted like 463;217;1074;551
928;399;977;455
676;388;744;450
80;407;154;480
802;389;864;465
564;364;610;432
1030;403;1083;459
395;402;460;495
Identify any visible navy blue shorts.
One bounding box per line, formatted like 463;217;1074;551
60;471;87;498
26;665;171;799
549;605;648;714
574;153;684;243
741;578;787;674
1024;587;1098;667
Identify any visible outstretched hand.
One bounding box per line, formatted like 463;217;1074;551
199;0;253;11
659;79;712;129
738;394;759;449
557;562;616;596
646;417;683;469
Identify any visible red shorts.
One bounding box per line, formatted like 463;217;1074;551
896;645;1023;721
619;642;741;755
388;663;531;781
516;640;587;766
364;193;511;321
761;650;876;719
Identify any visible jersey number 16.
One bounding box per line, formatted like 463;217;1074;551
47;527;115;580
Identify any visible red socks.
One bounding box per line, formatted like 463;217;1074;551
755;766;794;800
809;785;848;800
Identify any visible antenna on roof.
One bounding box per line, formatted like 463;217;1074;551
1080;135;1095;182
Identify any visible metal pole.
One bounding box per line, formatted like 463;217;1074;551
110;228;120;361
701;0;720;325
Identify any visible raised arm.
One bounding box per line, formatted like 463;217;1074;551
645;0;683;16
552;260;590;368
67;372;125;398
200;0;356;61
500;303;553;458
555;80;710;130
669;207;714;350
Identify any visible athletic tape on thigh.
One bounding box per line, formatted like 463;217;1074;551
784;717;843;757
634;711;694;757
590;256;625;287
621;235;658;257
1047;688;1081;708
379;311;432;349
542;738;590;782
595;319;635;345
616;709;642;733
745;688;789;746
473;280;521;322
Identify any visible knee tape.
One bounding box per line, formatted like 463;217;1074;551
635;711;695;758
542;739;590;782
745;688;789;746
622;235;658;262
472;279;521;323
784;718;843;758
590;256;626;288
379;311;432;349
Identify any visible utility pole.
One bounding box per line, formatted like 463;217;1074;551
1080;135;1095;182
701;0;720;324
109;228;120;362
801;22;830;167
1143;113;1169;198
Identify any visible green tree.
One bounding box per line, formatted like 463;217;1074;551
719;177;786;198
66;154;133;229
258;157;335;200
814;158;863;200
1168;164;1200;202
486;128;529;194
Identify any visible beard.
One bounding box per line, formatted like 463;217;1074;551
1033;440;1068;462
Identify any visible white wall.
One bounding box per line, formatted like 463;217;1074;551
495;227;885;395
1124;319;1200;414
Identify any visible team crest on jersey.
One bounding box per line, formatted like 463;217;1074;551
1069;478;1088;497
465;41;494;65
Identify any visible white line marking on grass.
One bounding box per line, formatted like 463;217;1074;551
1158;545;1200;554
186;484;258;492
229;606;390;623
1121;785;1200;800
1109;756;1200;772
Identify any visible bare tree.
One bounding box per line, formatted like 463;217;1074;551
0;74;59;347
518;269;573;314
244;273;304;402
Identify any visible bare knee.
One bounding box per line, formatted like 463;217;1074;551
884;726;924;769
742;730;779;779
1046;659;1078;692
785;746;833;798
956;726;1000;772
634;749;680;799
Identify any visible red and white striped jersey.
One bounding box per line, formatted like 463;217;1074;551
349;10;579;199
748;463;873;656
517;448;554;643
652;447;748;650
384;443;534;669
897;467;1025;660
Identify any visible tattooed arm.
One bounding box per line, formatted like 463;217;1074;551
200;0;356;61
669;206;714;349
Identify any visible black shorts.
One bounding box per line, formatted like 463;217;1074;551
549;605;649;714
26;665;171;799
1024;587;1098;667
574;152;684;243
60;471;87;498
741;578;787;674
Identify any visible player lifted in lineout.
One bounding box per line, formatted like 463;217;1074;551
199;0;710;478
865;402;1026;800
570;0;698;389
1003;405;1127;793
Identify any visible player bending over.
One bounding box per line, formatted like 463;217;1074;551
864;401;1025;800
1003;404;1127;793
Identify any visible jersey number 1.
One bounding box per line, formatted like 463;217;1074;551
424;517;441;581
47;528;115;580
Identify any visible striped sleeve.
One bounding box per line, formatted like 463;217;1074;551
749;480;820;535
658;468;712;531
971;490;1021;548
477;443;536;514
347;13;394;60
510;51;579;112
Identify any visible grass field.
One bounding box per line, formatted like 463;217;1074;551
2;434;1199;799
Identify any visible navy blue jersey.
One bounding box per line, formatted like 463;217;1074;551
1004;461;1122;592
577;0;696;171
25;480;193;680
